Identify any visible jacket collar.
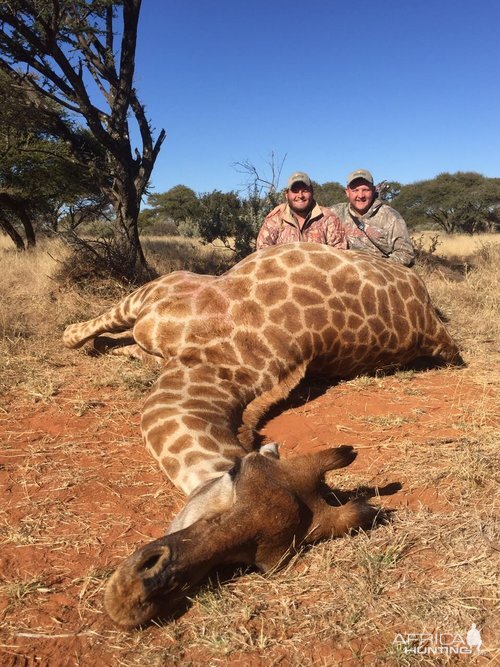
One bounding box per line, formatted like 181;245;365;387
283;201;323;226
348;197;384;220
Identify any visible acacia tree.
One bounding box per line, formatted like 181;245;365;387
393;172;500;233
0;69;109;248
147;185;201;224
198;190;242;251
0;0;165;277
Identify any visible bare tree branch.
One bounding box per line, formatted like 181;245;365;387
0;0;165;278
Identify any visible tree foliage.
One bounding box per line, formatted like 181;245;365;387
392;172;500;233
146;185;201;224
198;190;241;248
311;181;344;207
0;70;109;248
0;0;165;278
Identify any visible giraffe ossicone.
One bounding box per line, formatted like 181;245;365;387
63;243;463;628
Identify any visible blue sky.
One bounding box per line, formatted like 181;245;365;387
132;0;500;197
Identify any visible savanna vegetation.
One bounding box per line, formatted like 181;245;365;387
1;4;498;275
1;233;499;665
1;2;499;665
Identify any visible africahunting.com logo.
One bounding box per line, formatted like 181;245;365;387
393;624;483;656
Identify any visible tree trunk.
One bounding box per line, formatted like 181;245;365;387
0;215;26;250
0;193;36;248
110;171;153;280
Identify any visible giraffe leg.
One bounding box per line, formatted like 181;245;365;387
91;332;162;364
303;498;380;544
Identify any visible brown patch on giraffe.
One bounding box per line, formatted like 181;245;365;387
186;317;233;343
183;451;207;468
186;408;228;422
217;367;234;381
290;266;331;295
304;306;330;331
213;460;237;473
219;276;252;300
141;408;180;434
341;329;357;345
157;370;187;390
376;288;393;322
292;286;322;307
160;455;181;479
352;344;370;363
195;286;229;315
182;415;210;432
229;300;266;328
366;315;386;336
233;367;261;387
360;282;378;315
356;323;376;346
269;302;304;332
395;276;415;301
181;398;225;415
255;279;289;304
329;311;346;332
310;331;323;352
263;325;295;358
208;424;236;443
233;332;269;370
347;313;365;331
328;295;345;311
169;434;194;455
296;330;314;358
341;294;364;314
408;299;425;330
255;258;288;281
279;248;307;266
186;384;228;400
161;296;194;318
393;314;411;340
198;435;221;453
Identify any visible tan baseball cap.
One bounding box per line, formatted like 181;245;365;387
347;169;374;186
287;171;312;189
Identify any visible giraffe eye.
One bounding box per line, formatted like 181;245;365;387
228;458;241;480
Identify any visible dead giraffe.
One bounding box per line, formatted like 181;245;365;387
63;243;463;627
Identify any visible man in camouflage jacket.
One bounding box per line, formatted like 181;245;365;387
256;171;347;250
331;169;415;267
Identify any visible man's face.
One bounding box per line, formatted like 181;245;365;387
286;182;314;216
346;179;376;215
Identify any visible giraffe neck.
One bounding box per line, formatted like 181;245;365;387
141;357;259;495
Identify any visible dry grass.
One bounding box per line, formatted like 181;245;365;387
413;231;500;258
0;231;499;666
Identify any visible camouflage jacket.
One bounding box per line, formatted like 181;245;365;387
256;203;347;250
330;200;415;267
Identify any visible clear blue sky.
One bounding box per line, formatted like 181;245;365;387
132;0;500;197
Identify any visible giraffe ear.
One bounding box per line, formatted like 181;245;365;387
259;442;280;459
167;470;237;534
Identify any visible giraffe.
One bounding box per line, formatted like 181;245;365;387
63;243;463;627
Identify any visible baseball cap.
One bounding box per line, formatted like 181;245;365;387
347;169;374;186
287;171;312;189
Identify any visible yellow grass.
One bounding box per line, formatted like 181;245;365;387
0;231;499;666
413;231;500;258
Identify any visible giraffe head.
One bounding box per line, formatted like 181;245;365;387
104;444;379;628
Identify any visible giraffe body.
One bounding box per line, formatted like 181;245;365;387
63;243;463;627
